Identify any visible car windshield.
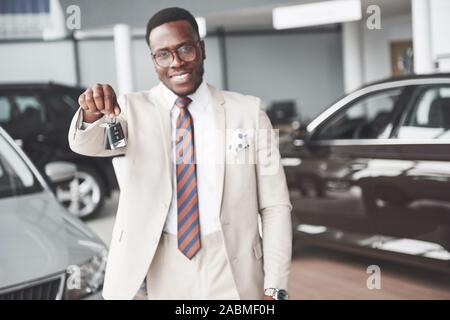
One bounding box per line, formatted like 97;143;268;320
0;131;43;198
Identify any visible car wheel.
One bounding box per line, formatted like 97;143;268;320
55;165;105;219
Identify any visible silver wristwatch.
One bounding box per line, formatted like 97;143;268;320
264;288;289;300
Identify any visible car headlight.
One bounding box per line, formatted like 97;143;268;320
64;247;108;300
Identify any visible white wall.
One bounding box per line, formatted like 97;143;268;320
77;37;223;92
77;40;117;88
131;40;158;91
77;32;343;121
0;31;343;122
361;14;412;83
201;37;224;90
226;32;344;121
0;40;77;85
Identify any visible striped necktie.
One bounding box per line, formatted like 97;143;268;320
175;96;201;259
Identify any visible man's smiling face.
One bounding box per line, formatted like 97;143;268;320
149;20;206;96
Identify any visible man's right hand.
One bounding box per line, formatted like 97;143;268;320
78;83;121;123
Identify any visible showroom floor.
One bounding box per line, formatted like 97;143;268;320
87;191;450;300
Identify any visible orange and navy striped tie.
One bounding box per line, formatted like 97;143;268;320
175;96;201;259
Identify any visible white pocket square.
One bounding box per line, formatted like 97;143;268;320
227;129;250;154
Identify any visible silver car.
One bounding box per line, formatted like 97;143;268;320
0;126;107;300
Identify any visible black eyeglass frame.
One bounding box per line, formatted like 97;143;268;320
151;40;202;67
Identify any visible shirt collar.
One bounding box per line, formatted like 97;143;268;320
161;81;210;112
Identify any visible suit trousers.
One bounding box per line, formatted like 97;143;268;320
146;231;240;300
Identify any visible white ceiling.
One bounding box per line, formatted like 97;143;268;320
204;0;411;32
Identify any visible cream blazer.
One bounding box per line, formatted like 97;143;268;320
68;83;292;300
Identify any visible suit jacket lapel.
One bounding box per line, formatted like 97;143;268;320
208;84;226;217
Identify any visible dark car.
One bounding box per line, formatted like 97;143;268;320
282;73;450;274
0;82;118;219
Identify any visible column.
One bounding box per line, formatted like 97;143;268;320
114;24;135;94
342;21;363;93
412;0;434;74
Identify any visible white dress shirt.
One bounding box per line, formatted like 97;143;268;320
162;81;220;235
80;82;220;235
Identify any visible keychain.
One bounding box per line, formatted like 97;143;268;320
100;115;126;150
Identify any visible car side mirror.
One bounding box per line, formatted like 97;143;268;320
267;100;298;126
290;122;308;144
45;161;77;184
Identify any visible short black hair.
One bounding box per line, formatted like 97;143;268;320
145;7;200;47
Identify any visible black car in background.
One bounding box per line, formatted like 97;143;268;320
281;73;450;274
0;82;118;219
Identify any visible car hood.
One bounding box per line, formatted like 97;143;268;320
0;191;106;289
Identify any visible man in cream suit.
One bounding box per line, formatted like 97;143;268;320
68;7;292;300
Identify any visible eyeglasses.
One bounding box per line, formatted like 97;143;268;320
151;41;200;67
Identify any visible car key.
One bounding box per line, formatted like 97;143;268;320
101;116;126;150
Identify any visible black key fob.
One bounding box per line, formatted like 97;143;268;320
103;117;126;150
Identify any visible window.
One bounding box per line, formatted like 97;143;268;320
0;94;46;139
13;95;46;123
397;86;450;140
315;89;402;140
0;96;12;123
0;94;46;124
61;93;80;110
46;91;80;123
0;133;42;198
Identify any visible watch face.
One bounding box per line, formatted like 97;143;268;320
276;289;289;300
